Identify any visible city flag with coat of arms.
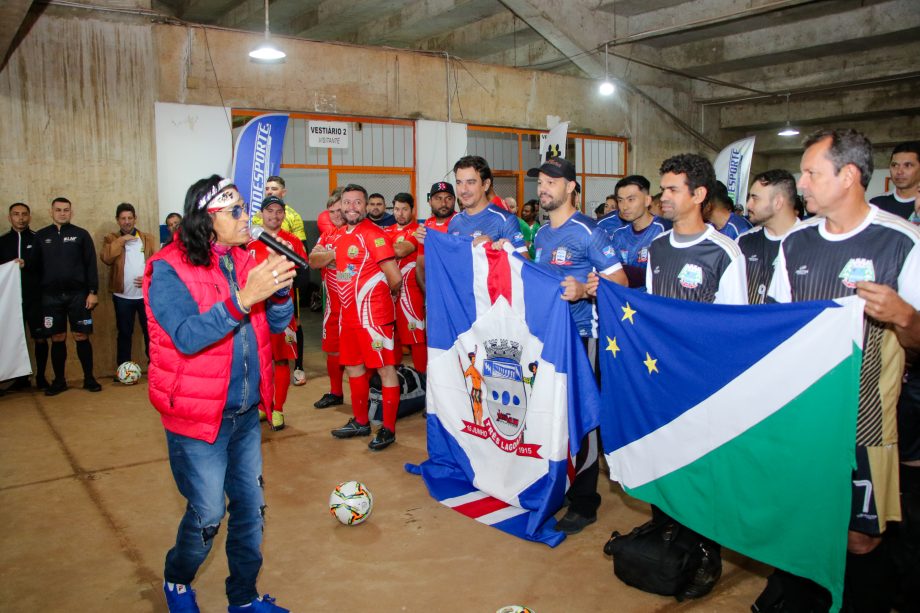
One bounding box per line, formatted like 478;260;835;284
596;279;864;611
408;230;601;546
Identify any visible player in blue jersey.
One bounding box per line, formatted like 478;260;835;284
511;156;626;537
610;175;667;289
597;202;626;239
446;155;528;255
704;181;753;239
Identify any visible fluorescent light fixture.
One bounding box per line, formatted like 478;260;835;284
249;0;286;63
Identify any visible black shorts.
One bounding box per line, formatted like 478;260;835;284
42;291;94;335
898;371;920;462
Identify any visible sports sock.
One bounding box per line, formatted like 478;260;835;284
273;363;290;412
51;341;66;382
843;540;896;613
410;343;428;373
382;384;400;432
349;372;369;425
75;339;94;381
327;354;344;396
34;340;49;382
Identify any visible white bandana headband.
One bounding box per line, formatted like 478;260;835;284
197;178;238;211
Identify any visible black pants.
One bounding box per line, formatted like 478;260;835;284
113;295;148;365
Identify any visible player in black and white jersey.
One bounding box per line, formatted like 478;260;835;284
646;154;747;306
769;129;920;612
870;141;919;220
736;170;800;305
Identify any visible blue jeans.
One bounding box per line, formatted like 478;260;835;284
112;295;148;365
164;407;264;605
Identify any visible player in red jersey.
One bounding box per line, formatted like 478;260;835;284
246;195;307;431
385;192;427;372
308;188;346;409
329;184;403;451
413;181;457;291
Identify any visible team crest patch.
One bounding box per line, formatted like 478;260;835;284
839;258;875;288
551;246;572;266
459;339;542;458
44;317;53;329
374;238;386;247
396;236;405;243
347;245;359;258
678;263;703;289
408;322;416;331
637;247;649;263
371;339;383;350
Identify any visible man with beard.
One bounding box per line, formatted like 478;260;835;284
522;156;627;535
329;184;403;451
367;192;397;227
737;170;799;304
413;181;457;292
385;193;427;373
610;175;667;289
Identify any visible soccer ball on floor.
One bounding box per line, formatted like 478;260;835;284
329;481;373;525
116;361;142;385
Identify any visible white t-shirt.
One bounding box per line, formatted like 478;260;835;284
115;235;146;300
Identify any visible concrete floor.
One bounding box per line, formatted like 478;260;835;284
0;319;771;612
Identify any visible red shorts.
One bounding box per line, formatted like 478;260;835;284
270;325;297;361
339;323;399;369
396;295;426;345
322;305;340;353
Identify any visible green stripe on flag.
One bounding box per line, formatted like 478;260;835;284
626;344;861;611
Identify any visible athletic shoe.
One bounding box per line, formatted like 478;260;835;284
292;369;306;386
227;594;289;612
331;418;371;438
259;409;267;422
368;426;396;451
554;510;597;535
83;378;102;392
679;543;722;600
44;380;68;397
36;377;50;390
271;411;285;431
313;393;344;409
164;581;200;612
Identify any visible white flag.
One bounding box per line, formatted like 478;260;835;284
714;136;756;211
539;121;570;162
0;261;32;381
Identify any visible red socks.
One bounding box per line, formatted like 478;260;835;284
349;372;370;425
327;354;344;396
410;343;428;373
273;363;289;412
382;385;400;432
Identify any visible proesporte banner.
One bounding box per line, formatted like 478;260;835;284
714;136;756;211
231;113;289;217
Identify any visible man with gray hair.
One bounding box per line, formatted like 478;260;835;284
769;128;920;611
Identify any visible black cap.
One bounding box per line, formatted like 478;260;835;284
428;181;455;200
261;195;285;210
526;156;577;182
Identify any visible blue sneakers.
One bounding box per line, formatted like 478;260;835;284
164;582;200;612
228;594;290;612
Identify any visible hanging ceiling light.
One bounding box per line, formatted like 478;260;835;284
249;0;286;62
599;43;615;96
777;94;799;136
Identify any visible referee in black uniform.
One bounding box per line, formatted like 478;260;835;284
36;197;102;395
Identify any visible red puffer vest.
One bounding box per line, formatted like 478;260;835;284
143;242;274;443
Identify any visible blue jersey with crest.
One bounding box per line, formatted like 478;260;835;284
533;212;622;338
597;211;626;239
448;203;527;252
611;217;668;289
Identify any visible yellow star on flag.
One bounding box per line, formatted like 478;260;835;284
605;336;620;357
643;352;659;374
621;302;637;324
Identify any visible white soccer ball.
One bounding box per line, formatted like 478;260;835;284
329;481;373;525
116;361;142;385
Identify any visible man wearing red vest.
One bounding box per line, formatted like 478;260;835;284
145;176;294;613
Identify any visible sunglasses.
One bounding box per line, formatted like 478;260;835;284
214;204;245;219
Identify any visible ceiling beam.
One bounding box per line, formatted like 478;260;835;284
1;0;35;69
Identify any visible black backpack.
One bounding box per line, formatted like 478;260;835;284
603;515;705;599
367;365;427;422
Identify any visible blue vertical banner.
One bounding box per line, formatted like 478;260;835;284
231;113;289;217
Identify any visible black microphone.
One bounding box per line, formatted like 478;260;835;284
250;226;308;269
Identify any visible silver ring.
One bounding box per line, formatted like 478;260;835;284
274;278;279;285
272;270;278;278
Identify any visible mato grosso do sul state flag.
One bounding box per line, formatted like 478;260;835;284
408;231;601;546
597;280;864;611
